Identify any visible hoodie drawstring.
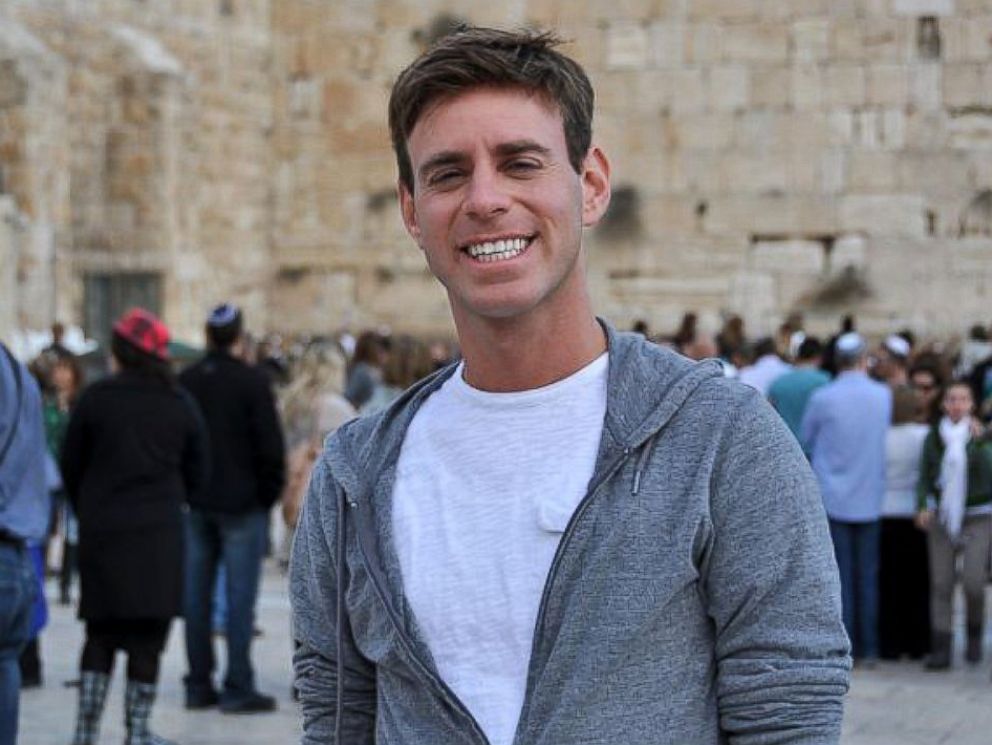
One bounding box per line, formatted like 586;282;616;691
632;432;661;496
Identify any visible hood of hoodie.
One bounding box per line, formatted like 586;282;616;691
324;320;725;503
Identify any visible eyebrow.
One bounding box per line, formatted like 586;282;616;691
417;140;553;181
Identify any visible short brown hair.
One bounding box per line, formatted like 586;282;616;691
388;26;594;193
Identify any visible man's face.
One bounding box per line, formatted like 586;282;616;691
911;370;938;405
399;86;610;327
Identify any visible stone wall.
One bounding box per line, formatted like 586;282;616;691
2;0;991;343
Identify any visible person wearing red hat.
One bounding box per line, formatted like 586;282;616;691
61;308;209;745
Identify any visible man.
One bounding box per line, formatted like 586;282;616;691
291;28;850;745
872;334;911;388
0;342;49;745
802;333;892;666
179;304;285;713
769;336;830;440
738;336;792;396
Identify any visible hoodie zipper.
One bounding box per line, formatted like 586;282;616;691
512;445;635;741
348;497;492;745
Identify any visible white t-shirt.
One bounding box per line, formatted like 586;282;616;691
391;354;608;745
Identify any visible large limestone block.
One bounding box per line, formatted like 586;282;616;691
721;23;790;62
860;18;912;62
839;194;927;237
669;112;734;149
824;64;867;107
648;21;685;68
820;149;848;194
866;64;910;106
729;271;778;332
685;23;722;64
831;233;868;269
706;65;749;111
638;194;701;237
792;18;832;62
751;239;826;273
830;19;865;61
909;63;943;111
722;152;790;194
749;66;791;107
897;150;973;192
733;110;789;150
847;150;900;191
688;0;759;21
944;63;992;108
704;195;839;236
758;0;832;22
792;65;824;109
892;0;956;15
669;68;706;113
609;275;731;302
605;21;649;70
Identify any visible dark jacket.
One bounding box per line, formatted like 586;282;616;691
290;324;850;745
916;424;992;511
180;351;286;514
61;372;208;620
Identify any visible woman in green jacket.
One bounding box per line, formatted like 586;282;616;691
915;380;992;670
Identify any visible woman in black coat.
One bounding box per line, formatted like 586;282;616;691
61;308;208;745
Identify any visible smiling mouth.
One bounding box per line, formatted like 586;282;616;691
462;235;535;263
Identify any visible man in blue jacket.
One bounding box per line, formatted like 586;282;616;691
802;332;892;667
0;342;49;745
291;27;850;745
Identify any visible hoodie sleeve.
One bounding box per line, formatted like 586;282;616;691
290;453;377;744
705;386;851;745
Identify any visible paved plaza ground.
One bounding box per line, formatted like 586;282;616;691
18;562;992;744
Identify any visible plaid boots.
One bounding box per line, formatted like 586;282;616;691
72;671;111;745
72;672;176;745
123;679;177;745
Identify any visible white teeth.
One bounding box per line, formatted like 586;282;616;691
465;237;530;261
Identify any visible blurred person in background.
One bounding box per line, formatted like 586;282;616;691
279;343;355;565
802;332;892;666
955;323;992;379
360;334;436;415
61;308;208;745
671;312;697;354
738;336;792;396
910;362;945;426
716;314;745;361
0;339;49;745
915;381;992;670
768;336;830;441
821;315;856;378
42;353;84;605
878;387;931;660
179;303;285;714
872;335;911;388
344;331;388;410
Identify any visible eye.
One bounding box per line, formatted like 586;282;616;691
426;169;464;188
505;158;541;175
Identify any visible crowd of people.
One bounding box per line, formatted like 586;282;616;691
0;304;461;745
653;311;992;673
3;300;992;742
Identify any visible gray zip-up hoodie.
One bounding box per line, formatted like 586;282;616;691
290;324;851;745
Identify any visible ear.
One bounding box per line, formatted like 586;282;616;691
580;145;611;228
399;180;421;244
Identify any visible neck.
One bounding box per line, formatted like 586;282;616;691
453;299;605;393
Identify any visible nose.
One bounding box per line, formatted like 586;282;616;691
463;164;510;220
